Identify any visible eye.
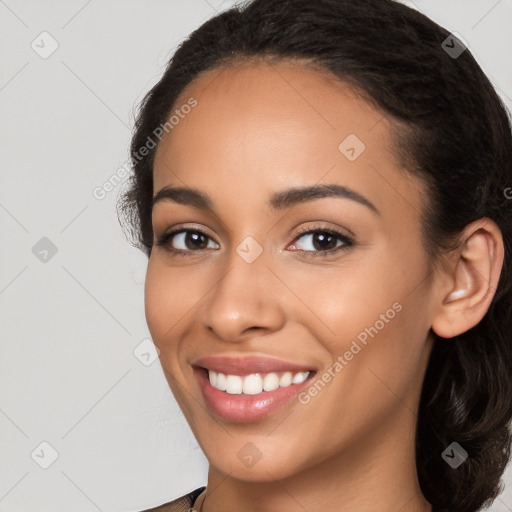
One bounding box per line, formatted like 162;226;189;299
154;225;355;258
154;228;219;256
289;226;354;258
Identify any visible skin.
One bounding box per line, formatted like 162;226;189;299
145;59;504;512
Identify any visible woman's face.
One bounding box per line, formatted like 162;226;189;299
146;59;438;482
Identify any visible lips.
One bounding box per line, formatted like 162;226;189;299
191;354;316;422
192;355;314;375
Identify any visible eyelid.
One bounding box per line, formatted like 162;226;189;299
292;222;354;240
154;224;215;249
288;225;354;257
156;220;353;240
154;222;355;260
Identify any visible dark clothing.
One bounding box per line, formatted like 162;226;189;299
140;486;206;511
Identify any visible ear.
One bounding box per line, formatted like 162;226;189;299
431;218;504;339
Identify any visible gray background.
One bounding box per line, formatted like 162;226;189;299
1;1;511;511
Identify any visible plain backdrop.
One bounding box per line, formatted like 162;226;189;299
1;1;511;511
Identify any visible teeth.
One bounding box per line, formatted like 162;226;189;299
216;372;226;391
263;373;280;391
225;375;243;394
292;371;309;384
279;371;293;387
207;370;310;395
243;374;263;395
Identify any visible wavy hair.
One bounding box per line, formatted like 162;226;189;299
117;1;512;510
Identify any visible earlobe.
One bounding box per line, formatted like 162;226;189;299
431;218;504;339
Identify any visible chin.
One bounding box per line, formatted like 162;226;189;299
202;437;313;483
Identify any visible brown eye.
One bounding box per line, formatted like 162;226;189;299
289;227;355;258
155;229;219;254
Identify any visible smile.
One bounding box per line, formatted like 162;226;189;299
208;369;311;395
194;366;315;423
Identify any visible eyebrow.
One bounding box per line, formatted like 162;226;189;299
152;183;380;216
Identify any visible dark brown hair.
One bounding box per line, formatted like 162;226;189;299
117;1;512;510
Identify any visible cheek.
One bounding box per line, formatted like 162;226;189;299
144;260;165;339
144;257;211;345
284;256;402;347
144;258;180;344
294;244;429;370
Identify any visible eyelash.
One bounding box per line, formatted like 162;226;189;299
154;225;355;259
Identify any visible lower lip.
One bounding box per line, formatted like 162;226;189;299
194;367;314;423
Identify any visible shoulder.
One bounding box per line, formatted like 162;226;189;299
139;486;206;512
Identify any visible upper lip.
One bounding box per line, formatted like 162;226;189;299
192;355;314;375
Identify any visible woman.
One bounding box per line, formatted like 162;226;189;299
117;0;512;510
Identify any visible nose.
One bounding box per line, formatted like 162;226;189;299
199;247;286;343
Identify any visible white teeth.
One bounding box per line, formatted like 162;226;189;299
207;370;310;395
279;371;293;387
225;375;243;394
216;372;226;391
292;371;309;384
263;373;280;391
242;374;263;395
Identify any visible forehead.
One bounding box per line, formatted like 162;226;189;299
152;59;423;220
